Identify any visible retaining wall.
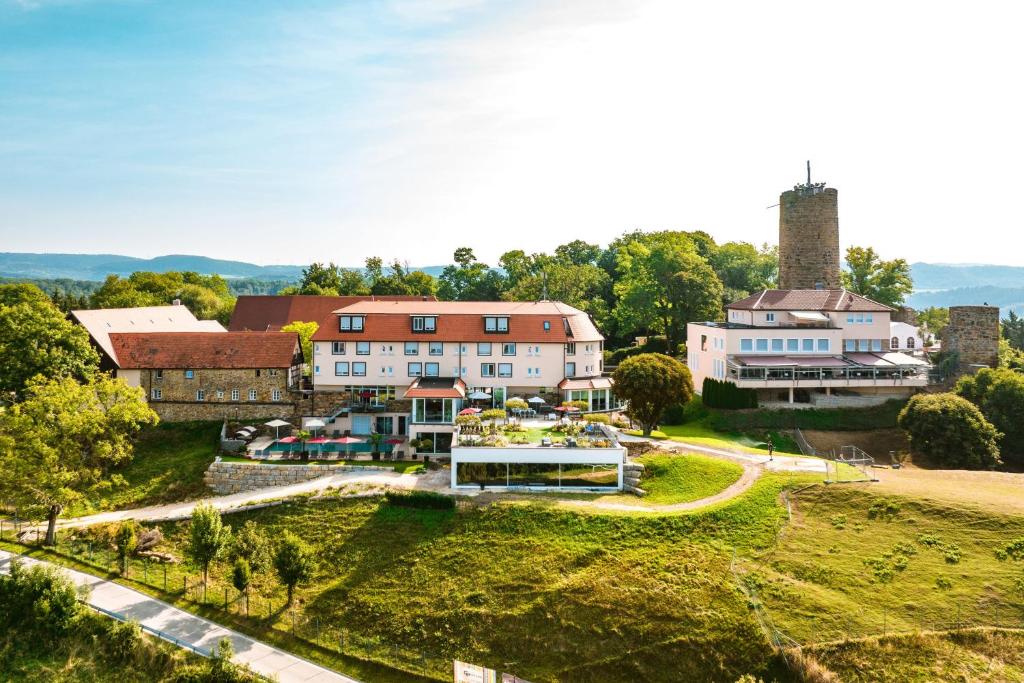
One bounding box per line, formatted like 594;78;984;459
204;460;391;494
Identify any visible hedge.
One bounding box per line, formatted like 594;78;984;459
383;490;456;510
708;398;907;432
701;377;758;409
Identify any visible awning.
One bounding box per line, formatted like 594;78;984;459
789;311;830;322
558;377;614;390
874;352;930;367
733;355;851;368
403;376;467;399
846;352;930;368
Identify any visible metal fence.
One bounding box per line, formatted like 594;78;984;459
87;601;212;658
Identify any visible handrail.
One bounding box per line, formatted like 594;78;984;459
85;600;212;658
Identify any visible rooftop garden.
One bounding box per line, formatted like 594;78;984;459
454;413;619;448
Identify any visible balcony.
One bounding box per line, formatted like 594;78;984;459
726;352;931;389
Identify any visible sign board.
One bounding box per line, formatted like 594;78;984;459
454;661;497;683
502;675;533;683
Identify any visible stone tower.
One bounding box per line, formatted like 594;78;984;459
778;165;841;290
944;305;1000;371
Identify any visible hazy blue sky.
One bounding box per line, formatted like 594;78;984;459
2;0;1022;266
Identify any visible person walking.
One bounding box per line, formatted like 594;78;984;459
766;435;774;462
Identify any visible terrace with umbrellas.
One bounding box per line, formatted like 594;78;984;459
242;418;407;461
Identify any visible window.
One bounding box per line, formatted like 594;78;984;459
352;362;366;377
314;366;320;375
184;369;194;379
845;339;856;352
765;313;776;322
907;336;916;349
335;362;350;376
871;339;883;352
533;367;541;377
155;370;163;381
332;342;346;355
429;341;443;356
411;316;436;332
858;339;869;352
771;338;784;352
255;369;262;377
856;313;865;324
527;367;533;377
150;388;162;400
339;315;364;331
424;362;440;377
481;363;495;377
248;389;257;401
484;316;509;333
231;389;239;400
477;342;492;356
272;389;281;401
543;321;551;331
502;342;516;356
847;314;855;324
755;338;769;352
787;338;799;352
565;361;576;377
566;342;576;355
356;342;370;355
817;338;830;352
891;336;900;349
498;363;513;377
802;339;814;352
740;338;753;352
866;314;873;324
216;390;224;399
405;341;419;355
408;362;422;377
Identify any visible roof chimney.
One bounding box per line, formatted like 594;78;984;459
172;298;182;306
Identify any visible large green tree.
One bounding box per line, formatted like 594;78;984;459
186;503;232;595
613;237;723;351
918;306;949;342
90;271;235;323
898;393;1001;470
1002;310;1024;351
611;353;693;436
367;258;436;296
437;248;503;301
841;246;913;308
281;320;317;375
0;375;158;544
710;241;778;303
274;531;314;605
0;284;99;399
956;367;1024;466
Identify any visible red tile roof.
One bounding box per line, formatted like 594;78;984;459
726;289;892;312
228;295;435;332
402;377;467;399
109;332;301;369
311;300;602;343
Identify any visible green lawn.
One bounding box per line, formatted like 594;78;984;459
744;485;1024;644
66;421;220;517
24;472;821;683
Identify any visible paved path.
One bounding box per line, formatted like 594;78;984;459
54;468;450;530
0;549;359;683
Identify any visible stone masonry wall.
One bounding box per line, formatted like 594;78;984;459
138;367;312;422
204;460;391;494
945;305;1000;370
779;187;841;290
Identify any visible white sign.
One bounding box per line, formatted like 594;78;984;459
454;661;497;683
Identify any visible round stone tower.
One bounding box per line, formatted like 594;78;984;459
944;305;1000;371
778;173;841;290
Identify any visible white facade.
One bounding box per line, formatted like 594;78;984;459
451;445;626;490
889;322;925;354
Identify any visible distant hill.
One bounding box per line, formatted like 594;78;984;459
910;262;1024;291
907;286;1024;315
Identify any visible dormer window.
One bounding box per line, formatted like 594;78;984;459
484;316;509;333
339;315;364;332
543;320;551;331
411;315;436;333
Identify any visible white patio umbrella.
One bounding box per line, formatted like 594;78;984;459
467;391;491;400
527;396;545;404
304;418;326;436
264;419;291;439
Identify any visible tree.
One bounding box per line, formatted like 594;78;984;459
230;520;273;574
232;558;251;616
613;238;723;351
186;503;232;597
898;393;1001;469
274;531;313;605
918;306;949;342
0;560;81;639
710;242;778;303
437;248;503;301
956;367;1024;466
612;353;693;436
338;268;371;296
998;338;1024;371
89;272;236;324
841;246;913;308
0;375;158;545
0;284;99;399
554;240;602;266
1002;310;1024;351
115;520;139;576
281;320;317;375
294;429;312;462
298;262;343;295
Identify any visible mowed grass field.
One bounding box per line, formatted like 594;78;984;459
744;485;1024;644
125;473;821;683
66;421;219;516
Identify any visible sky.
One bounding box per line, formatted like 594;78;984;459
1;0;1023;267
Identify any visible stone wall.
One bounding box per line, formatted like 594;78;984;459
139;367;312;422
945;305;1000;370
204;459;392;494
778;186;841;290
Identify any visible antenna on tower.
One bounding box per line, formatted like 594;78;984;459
807;160;811;185
541;271;549;301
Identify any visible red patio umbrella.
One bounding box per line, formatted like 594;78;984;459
458;407;482;415
333;435;364;457
385;438;405;444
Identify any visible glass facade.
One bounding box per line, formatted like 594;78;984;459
412;398;456;423
456;462;618;488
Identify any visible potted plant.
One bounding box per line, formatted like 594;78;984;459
368;432;384;461
295;430;312;462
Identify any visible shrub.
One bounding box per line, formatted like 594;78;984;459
455;414;482;427
103;619;144;663
0;560;81;638
898;393;1002;469
995;537;1024;561
480;408;506;423
274;532;313;605
384;489;456;510
505;398;529;412
115;520;138;576
230;520;272;574
582;413;610;424
955;367;1024;466
708;399;906;431
701;377;758;409
661;403;687;425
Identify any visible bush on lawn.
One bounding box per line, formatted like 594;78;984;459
383;490;456;510
582;413;610;424
702;377;758;409
708;399;906;432
0;560;81;639
898;393;1001;469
